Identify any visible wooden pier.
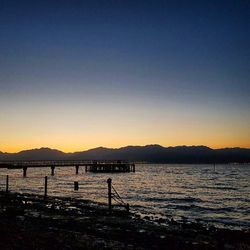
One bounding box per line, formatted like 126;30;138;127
0;160;135;177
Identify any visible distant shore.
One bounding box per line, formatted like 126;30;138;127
1;145;250;163
0;191;249;250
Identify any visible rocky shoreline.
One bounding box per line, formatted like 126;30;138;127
0;191;249;250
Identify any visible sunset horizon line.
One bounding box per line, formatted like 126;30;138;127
1;144;250;154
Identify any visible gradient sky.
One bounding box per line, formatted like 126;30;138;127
0;0;250;152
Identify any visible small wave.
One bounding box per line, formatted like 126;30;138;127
221;197;250;203
144;196;202;203
201;218;250;229
213;186;237;190
162;204;235;213
175;197;203;202
131;204;147;209
179;186;197;189
194;205;235;213
198;186;237;191
162;204;192;211
150;190;183;195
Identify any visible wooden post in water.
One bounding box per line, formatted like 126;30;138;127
44;176;48;199
51;166;55;176
6;175;9;193
75;165;79;175
23;167;27;177
74;181;79;191
107;178;112;211
126;203;129;212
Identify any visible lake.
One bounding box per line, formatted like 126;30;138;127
0;164;249;230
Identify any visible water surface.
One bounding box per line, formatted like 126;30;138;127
0;164;249;229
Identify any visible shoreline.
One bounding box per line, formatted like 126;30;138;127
0;191;250;249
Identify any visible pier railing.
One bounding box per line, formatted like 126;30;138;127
0;160;135;176
0;160;132;167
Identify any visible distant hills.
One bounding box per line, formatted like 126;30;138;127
0;145;250;163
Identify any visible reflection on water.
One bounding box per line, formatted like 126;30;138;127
0;164;249;229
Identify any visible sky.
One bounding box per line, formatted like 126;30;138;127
0;0;250;152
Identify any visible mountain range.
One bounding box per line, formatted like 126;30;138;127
0;145;250;163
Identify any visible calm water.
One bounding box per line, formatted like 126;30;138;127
0;164;249;229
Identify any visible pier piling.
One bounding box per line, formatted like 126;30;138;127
107;178;112;211
23;167;27;177
51;166;55;176
75;165;79;175
74;181;79;191
44;176;48;199
6;175;9;193
126;203;129;212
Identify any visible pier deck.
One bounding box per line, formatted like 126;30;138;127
0;160;135;176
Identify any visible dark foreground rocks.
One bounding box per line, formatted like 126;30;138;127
0;192;249;250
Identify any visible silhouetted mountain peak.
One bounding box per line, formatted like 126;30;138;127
0;145;249;163
85;147;110;152
145;144;164;149
7;147;66;161
19;147;62;153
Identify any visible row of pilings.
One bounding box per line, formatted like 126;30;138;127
4;175;129;212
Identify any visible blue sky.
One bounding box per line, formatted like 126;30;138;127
0;0;250;151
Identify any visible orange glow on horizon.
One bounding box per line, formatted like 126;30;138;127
1;97;249;154
1;141;250;154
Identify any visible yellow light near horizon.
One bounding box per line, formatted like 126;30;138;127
1;116;250;153
1;140;250;154
1;97;249;153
